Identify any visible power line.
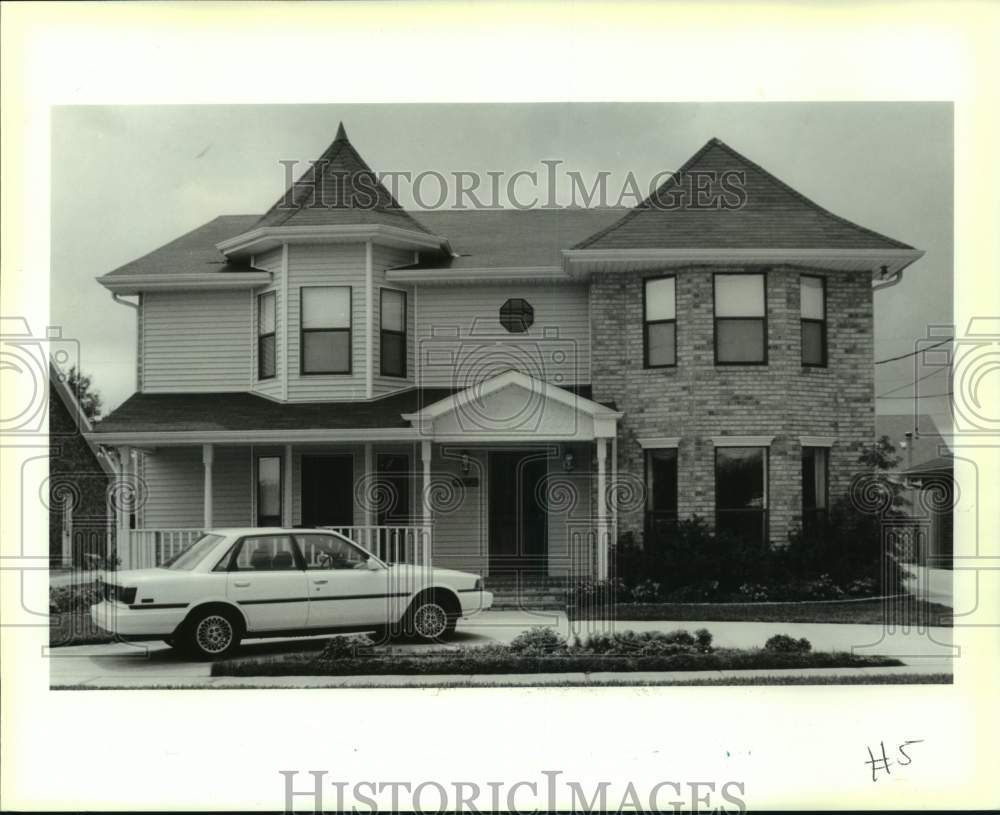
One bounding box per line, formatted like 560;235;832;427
874;336;952;365
876;366;948;398
877;391;953;400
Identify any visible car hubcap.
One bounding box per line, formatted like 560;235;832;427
413;603;447;638
196;615;233;654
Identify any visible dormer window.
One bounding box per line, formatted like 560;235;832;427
380;288;407;378
257;291;276;380
301;286;352;375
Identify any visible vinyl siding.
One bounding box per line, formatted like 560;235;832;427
140;447;251;527
286;243;368;400
142;290;252;393
414;284;591;389
252;247;283;399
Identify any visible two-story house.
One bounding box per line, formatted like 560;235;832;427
90;124;923;583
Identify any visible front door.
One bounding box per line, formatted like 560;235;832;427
301;454;354;528
488;451;548;574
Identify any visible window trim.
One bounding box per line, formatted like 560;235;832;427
379;287;407;379
255;455;283;527
299;285;353;376
713;271;768;366
800;274;827;368
643;274;678;369
257;291;277;381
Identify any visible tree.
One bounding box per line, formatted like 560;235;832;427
66;366;103;420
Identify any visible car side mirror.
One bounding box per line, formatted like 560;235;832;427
364;558;382;571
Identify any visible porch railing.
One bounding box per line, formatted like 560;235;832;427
319;525;432;567
123;525;431;569
125;528;204;569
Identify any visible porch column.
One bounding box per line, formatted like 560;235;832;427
596;437;609;579
610;436;619;547
363;443;374;528
116;445;133;570
202;443;214;529
421;440;432;568
283;444;293;528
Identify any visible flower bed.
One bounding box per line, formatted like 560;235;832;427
211;627;903;677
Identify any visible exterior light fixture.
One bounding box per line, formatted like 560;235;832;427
562;451;575;472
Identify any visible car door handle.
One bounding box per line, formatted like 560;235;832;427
233;581;251;588
313;579;329;585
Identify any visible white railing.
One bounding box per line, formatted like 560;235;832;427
126;528;204;569
320;525;432;567
125;525;431;568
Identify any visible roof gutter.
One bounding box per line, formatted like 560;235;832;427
98;272;272;296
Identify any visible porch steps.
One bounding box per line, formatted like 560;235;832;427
483;577;570;610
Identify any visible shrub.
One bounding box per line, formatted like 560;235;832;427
566;578;627;608
508;627;568;654
664;581;722;603
764;634;812;653
694;628;713;652
630;579;663;603
318;634;376;660
733;583;771;602
49;582;102;614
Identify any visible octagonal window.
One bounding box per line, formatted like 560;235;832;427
499;298;534;333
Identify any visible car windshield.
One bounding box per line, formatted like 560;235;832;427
160;534;225;570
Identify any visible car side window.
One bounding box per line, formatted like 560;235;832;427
297;535;368;570
230;535;300;571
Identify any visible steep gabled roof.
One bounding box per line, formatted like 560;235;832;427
253;123;433;235
574;138;915;251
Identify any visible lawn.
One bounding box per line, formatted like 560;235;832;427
568;598;953;626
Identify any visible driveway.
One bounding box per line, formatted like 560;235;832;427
48;610;953;688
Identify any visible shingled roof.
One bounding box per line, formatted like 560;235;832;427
253;123;434;235
573;138;915;251
94;385;602;433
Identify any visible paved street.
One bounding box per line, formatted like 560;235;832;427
48;610;953;688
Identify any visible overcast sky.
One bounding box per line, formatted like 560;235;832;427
51;103;953;432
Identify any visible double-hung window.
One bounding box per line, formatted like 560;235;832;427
715;446;768;545
800;275;827;366
802;446;829;529
257;291;276;380
256;456;282;527
300;286;351;375
380;288;407;378
714;273;767;364
645;447;679;540
644;276;676;367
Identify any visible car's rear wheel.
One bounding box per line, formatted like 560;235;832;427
181;608;242;660
406;598;458;641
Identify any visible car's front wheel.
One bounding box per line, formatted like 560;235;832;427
406;598;458;641
181;608;242;660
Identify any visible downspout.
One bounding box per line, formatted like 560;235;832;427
872;264;903;292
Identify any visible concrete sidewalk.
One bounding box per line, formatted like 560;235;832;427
48;610;953;688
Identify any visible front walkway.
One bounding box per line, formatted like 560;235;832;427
48;610;953;688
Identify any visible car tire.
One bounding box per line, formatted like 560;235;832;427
406;598;457;642
181;608;242;660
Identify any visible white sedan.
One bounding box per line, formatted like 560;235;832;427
90;528;493;659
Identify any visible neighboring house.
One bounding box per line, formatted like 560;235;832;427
89;125;923;580
876;413;954;567
48;365;114;567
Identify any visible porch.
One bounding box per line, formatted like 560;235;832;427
115;439;610;578
96;372;623;577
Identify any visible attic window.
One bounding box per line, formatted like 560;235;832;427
499;298;534;333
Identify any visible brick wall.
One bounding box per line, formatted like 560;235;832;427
591;266;874;545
